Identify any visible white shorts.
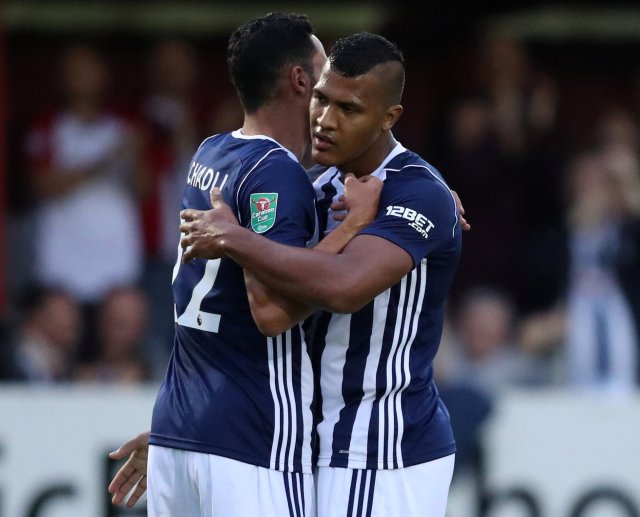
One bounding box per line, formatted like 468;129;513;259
316;454;455;517
147;445;316;517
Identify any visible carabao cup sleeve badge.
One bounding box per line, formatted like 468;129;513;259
250;193;279;233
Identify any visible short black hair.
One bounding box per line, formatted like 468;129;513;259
329;32;404;78
227;12;316;113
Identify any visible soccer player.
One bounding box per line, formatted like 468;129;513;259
110;32;465;517
132;14;382;517
179;32;460;517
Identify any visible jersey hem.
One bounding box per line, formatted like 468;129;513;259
149;434;313;474
316;443;457;470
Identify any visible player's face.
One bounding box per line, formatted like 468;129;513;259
310;63;395;173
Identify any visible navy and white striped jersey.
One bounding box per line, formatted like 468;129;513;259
311;143;461;470
150;130;317;474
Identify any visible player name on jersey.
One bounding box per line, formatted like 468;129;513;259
186;160;229;191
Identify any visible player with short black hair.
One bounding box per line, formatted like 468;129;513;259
109;30;465;517
180;32;461;517
133;14;379;517
228;12;317;113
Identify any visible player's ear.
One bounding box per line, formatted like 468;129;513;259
290;65;309;96
382;104;403;131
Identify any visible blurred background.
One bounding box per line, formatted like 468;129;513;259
1;1;640;516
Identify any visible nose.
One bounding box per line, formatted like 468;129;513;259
316;105;337;130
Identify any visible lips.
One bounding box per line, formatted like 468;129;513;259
313;132;335;151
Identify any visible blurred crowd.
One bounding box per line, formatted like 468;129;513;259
1;40;243;383
1;33;639;430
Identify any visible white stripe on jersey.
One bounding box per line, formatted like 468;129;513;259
395;259;428;467
318;313;352;457
347;289;391;467
388;265;421;468
269;331;313;472
300;334;314;470
378;275;408;468
276;334;290;471
283;329;297;471
268;336;282;470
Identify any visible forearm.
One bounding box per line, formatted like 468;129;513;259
313;217;362;254
243;218;364;331
245;271;315;336
224;226;352;312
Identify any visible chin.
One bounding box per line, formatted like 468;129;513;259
311;149;334;167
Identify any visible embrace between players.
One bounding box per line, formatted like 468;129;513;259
108;12;469;517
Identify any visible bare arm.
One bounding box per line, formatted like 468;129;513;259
182;174;383;335
213;230;413;314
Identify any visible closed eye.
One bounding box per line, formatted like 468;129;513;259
313;91;328;104
338;102;359;114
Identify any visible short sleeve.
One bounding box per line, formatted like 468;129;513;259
359;171;460;267
237;153;317;248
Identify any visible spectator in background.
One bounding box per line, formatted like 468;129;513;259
140;40;202;266
519;140;640;393
76;286;151;384
138;40;204;368
436;286;547;474
439;96;520;297
6;286;82;382
433;33;562;303
479;34;558;159
440;286;548;396
24;44;144;360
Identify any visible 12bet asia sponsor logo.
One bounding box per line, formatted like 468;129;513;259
385;205;435;238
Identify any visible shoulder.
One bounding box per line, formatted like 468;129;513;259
384;152;453;202
379;151;459;232
235;142;312;200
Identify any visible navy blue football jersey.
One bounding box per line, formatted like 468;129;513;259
312;143;461;469
150;130;317;473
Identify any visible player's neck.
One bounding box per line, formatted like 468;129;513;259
242;103;307;163
340;133;397;178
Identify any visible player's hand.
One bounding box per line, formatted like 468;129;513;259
451;190;471;231
332;173;383;229
180;188;239;263
108;431;150;508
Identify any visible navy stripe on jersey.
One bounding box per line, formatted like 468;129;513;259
311;142;458;471
306;311;332;465
315;169;340;236
377;260;428;469
330;302;374;464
